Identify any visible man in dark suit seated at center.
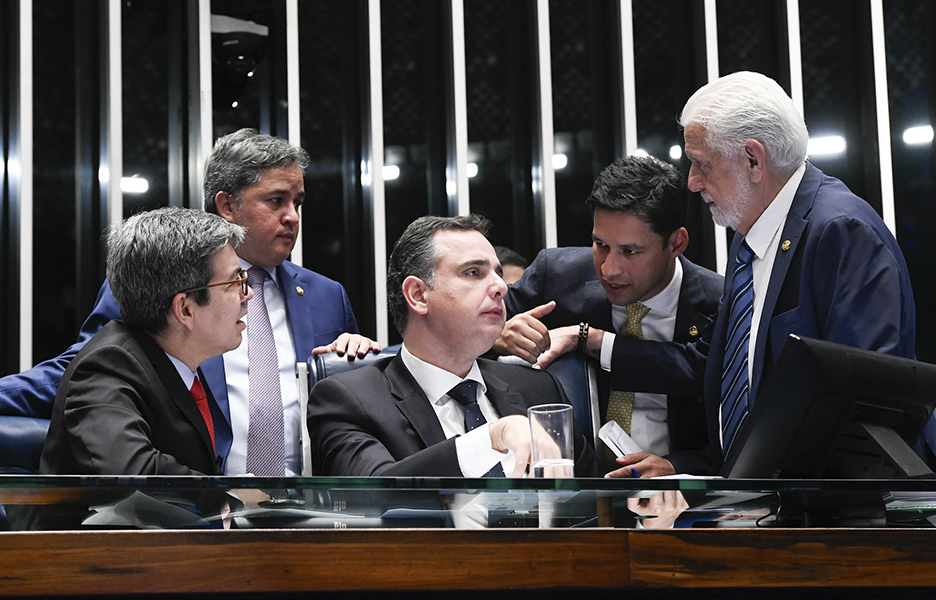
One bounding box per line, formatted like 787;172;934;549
308;214;597;478
493;156;723;477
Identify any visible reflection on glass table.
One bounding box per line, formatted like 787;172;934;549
4;476;936;532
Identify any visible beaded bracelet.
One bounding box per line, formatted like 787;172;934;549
577;322;589;354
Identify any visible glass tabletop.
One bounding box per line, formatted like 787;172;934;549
3;475;936;531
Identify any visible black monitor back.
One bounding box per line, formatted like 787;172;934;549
722;335;936;479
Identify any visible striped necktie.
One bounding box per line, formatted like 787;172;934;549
448;380;505;477
721;240;756;457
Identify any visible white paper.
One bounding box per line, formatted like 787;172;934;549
598;420;644;457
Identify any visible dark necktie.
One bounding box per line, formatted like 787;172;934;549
246;266;286;477
721;240;756;457
190;376;215;454
448;380;505;477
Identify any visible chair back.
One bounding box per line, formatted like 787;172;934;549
0;415;50;474
496;353;600;448
298;349;399;475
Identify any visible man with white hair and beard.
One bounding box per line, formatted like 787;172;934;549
604;71;916;478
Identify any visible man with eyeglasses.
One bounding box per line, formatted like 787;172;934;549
41;208;250;475
1;129;378;477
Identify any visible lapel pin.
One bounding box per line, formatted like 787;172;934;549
781;240;791;251
689;325;699;337
296;286;304;296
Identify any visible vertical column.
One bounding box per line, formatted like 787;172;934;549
446;0;470;217
786;0;804;115
618;0;637;156
869;0;895;234
191;0;212;209
285;0;304;265
16;0;33;370
105;0;123;228
533;0;556;249
364;0;388;346
703;0;727;276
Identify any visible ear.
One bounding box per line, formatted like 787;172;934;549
668;227;689;258
214;191;237;223
169;292;197;332
401;275;430;317
743;139;768;183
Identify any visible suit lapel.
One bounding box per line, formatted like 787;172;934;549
583;281;615;332
134;329;217;457
277;262;317;362
750;164;818;396
385;356;449;448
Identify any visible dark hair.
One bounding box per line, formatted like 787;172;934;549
585;155;687;243
106;207;246;334
494;245;528;269
203;128;310;213
387;214;493;335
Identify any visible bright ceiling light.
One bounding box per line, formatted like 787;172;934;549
903;125;934;146
807;135;846;157
669;145;682;160
382;165;400;181
552;153;568;170
466;162;479;178
121;176;149;194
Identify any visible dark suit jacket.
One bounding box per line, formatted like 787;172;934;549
505;249;723;455
307;354;598;477
608;164;917;474
3;260;359;472
40;320;223;475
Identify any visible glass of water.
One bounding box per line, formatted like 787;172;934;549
528;404;574;478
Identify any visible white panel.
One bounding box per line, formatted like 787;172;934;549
535;0;557;248
786;0;804;116
870;0;896;234
368;0;388;346
106;0;123;228
450;0;470;216
195;0;213;209
704;0;727;276
18;0;33;370
619;0;637;156
286;0;304;266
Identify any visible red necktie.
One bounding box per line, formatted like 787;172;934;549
190;376;216;453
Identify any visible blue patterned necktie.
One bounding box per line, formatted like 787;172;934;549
721;240;756;457
246;266;286;477
448;380;505;477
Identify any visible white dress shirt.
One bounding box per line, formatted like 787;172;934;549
717;164;805;448
597;258;683;455
222;259;301;476
399;345;515;477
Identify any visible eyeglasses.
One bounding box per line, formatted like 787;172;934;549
179;269;249;297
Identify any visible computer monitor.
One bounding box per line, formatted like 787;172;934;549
722;334;936;480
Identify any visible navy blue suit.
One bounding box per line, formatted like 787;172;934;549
505;249;723;457
0;260;360;470
608;164;916;474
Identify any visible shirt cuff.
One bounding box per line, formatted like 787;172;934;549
454;424;516;477
600;330;614;371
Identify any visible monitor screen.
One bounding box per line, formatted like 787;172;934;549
722;335;936;479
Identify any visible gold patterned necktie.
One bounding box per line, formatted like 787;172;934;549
606;302;651;435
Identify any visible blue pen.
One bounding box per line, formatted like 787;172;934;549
630;467;640;479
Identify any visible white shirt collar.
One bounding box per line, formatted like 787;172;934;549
239;258;280;288
399;344;487;406
165;352;197;390
744;163;807;260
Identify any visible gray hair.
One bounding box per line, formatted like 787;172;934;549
106;207;246;334
678;71;808;178
203;128;310;212
387;214;493;335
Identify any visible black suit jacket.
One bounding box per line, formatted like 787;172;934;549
505;249;723;455
307;354;597;477
40;320;223;475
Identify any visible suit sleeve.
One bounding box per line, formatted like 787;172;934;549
808;215;912;357
0;280;118;418
46;343;206;476
504;250;550;318
308;376;463;477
